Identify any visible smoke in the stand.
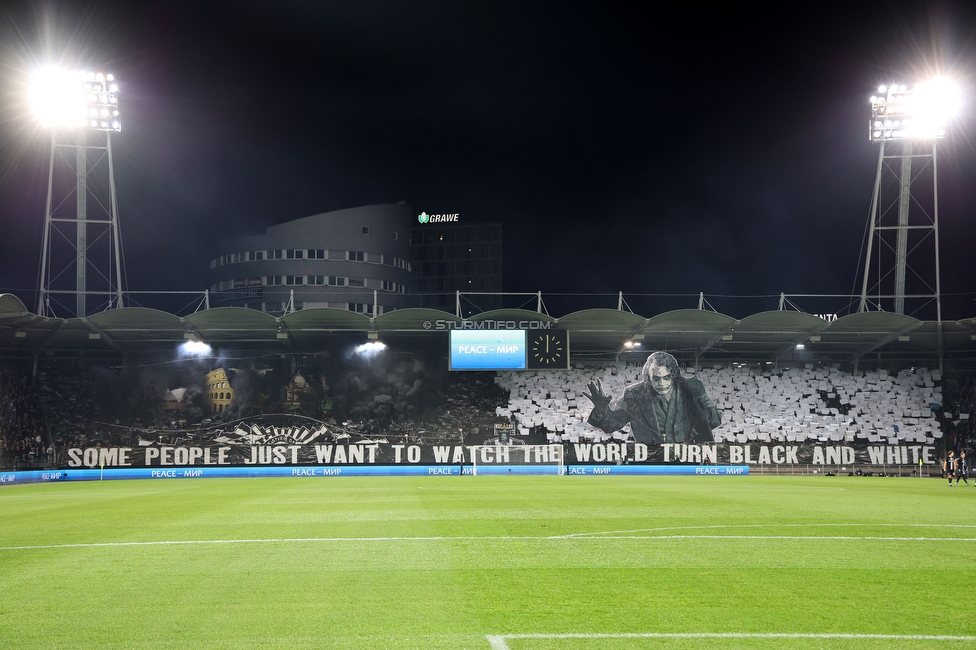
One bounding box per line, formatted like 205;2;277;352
225;367;262;420
331;346;445;424
86;357;210;425
181;383;205;420
46;340;449;430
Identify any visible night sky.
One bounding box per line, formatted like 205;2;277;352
2;1;976;319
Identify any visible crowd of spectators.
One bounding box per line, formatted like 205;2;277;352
0;367;50;469
941;371;976;455
335;372;511;445
9;357;976;469
5;363;513;459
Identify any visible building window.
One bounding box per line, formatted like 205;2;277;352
328;276;347;286
348;251;365;262
285;275;304;285
286;249;304;259
309;249;325;259
309;275;325;285
266;276;283;286
348;277;365;288
270;249;283;260
362;226;370;235
253;251;264;261
350;303;370;313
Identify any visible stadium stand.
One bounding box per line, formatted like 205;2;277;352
5;351;976;470
0;367;49;468
940;373;976;452
496;364;945;446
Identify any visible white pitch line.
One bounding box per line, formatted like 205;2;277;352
1;533;975;552
487;635;508;650
486;632;976;649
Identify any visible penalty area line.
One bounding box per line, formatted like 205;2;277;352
486;632;976;649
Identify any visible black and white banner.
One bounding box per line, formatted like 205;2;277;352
59;416;937;468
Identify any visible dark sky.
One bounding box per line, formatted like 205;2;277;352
2;1;976;318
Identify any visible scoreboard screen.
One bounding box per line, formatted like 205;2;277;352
449;330;526;371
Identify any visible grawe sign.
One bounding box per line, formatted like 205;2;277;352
417;212;459;223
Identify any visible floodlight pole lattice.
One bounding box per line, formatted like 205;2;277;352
36;73;124;318
857;140;941;320
857;82;948;374
38;130;124;317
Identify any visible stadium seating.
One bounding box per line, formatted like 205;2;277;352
494;364;943;445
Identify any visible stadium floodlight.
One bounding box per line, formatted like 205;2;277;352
29;68;121;132
858;77;962;374
33;67;125;318
869;78;960;142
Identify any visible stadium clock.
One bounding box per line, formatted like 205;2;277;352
528;330;569;369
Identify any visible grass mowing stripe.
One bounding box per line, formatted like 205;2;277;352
494;633;976;639
565;522;976;535
2;533;976;552
487;632;976;649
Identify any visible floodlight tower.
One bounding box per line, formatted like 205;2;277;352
31;69;124;318
857;80;960;320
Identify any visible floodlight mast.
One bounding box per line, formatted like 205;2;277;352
33;69;124;318
857;80;958;374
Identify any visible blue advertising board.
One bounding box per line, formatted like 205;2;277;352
0;465;749;483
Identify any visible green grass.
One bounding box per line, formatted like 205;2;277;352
1;475;975;649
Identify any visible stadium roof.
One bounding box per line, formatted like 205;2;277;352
2;294;975;369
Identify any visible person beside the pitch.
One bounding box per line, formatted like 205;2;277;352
944;450;957;486
954;451;970;487
583;351;721;445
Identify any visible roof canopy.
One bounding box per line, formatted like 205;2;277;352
2;295;974;368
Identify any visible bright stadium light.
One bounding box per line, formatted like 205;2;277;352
33;66;126;319
178;340;213;358
29;68;122;132
869;78;960;142
859;76;963;374
353;341;387;358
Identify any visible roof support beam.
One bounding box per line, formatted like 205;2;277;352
852;321;925;365
774;321;833;358
81;319;123;354
697;323;737;358
275;318;298;352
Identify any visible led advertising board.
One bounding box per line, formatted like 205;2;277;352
450;329;526;371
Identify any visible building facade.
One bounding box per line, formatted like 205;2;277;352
410;220;503;312
209;204;414;315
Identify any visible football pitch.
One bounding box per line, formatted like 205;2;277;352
1;475;974;649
